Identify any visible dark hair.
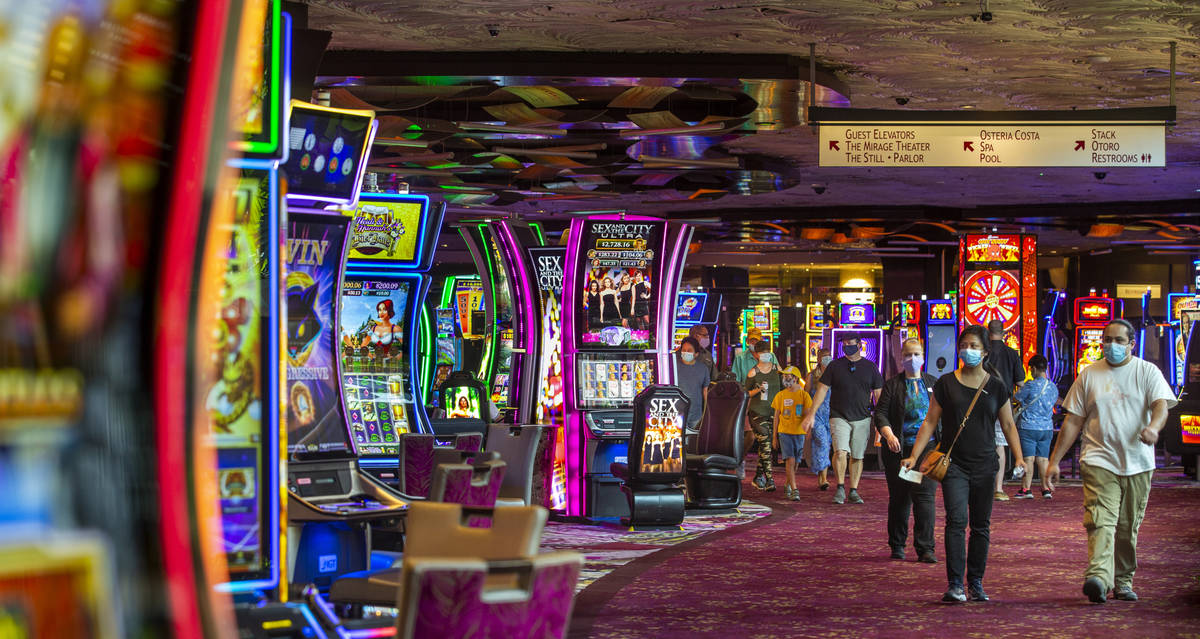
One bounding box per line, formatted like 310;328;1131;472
1107;318;1136;342
679;336;702;352
1028;354;1048;370
753;339;771;353
958;324;989;351
986;319;1005;336
838;331;860;343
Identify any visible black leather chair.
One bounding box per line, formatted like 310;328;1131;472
685;380;747;510
610;385;689;528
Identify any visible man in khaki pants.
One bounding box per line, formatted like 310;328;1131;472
1047;319;1175;604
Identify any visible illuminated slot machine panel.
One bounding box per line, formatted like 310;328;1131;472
339;277;417;456
958;233;1038;366
925;299;958;378
1072;297;1114;378
806;303;831;369
833;303;884;373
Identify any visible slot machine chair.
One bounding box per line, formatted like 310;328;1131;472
332;463;514;608
397;433;490;498
685;380;747;510
485;424;551;507
396;553;582;639
610;386;689;528
330;501;552;609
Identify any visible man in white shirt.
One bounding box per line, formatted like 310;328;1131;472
1047;319;1176;604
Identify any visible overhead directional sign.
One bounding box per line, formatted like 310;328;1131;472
810;107;1173;169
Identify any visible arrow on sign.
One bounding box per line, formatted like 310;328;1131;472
1074;140;1085;151
963;141;974;151
829;140;840;151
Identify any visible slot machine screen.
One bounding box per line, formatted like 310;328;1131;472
576;354;657;410
674;292;706;323
445;385;483;420
339;277;414;456
282;101;376;205
286;213;353;458
1180;415;1200;446
578;220;663;350
1076;327;1105;376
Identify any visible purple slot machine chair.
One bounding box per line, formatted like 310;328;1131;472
395;553;583;639
684;380;747;510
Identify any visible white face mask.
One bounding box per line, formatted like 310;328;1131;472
758;353;772;363
680;351;696;363
903;354;924;375
698;337;710;348
820;356;833;367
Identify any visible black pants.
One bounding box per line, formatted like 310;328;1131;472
881;449;937;556
942;461;996;587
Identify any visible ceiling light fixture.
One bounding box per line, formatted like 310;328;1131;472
620;122;727;138
459;123;565;136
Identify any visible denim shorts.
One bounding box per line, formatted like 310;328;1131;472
1018;428;1054;458
778;433;806;460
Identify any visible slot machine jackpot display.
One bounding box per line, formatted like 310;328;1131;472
672;291;708;349
1167;293;1200;389
1073;296;1115;377
829;303;884;373
806;303;832;370
562;216;692;518
741;305;780;350
925;299;958;378
338;194;444;480
958;233;1038;365
281;101;378;208
460;221;543;423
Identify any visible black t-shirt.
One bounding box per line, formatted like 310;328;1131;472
985;340;1025;391
933;373;1011;470
818;357;884;421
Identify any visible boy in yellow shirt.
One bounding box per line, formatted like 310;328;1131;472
772;366;813;501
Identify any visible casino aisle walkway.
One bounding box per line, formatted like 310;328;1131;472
569;466;1200;639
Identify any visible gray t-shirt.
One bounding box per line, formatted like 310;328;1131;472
675;354;712;427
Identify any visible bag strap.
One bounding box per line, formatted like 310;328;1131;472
941;373;989;457
1013;378;1051;420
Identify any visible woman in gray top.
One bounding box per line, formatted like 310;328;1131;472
676;337;711;429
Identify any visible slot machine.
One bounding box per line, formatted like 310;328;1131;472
460;222;544;423
1041;290;1070;384
673;291;708;349
529;246;569;511
888;300;922;375
338;193;444;482
1073;296;1115;377
829;303;884;373
561;216;692;518
1167;293;1200;391
958;233;1039;366
806;303;832;371
1165;310;1200;480
741;304;779;350
925;299;958;378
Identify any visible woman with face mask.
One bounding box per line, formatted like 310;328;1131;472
873;338;940;563
675;337;711;430
901;324;1025;604
805;349;834;490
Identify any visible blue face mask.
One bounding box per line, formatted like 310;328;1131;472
1103;342;1128;365
960;348;984;367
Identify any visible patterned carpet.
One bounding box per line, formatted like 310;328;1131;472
540;502;772;591
570;466;1200;639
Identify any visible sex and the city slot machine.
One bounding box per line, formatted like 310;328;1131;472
1073;296;1114;377
562;216;692;518
958;233;1039;365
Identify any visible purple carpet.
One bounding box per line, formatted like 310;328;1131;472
571;467;1200;638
